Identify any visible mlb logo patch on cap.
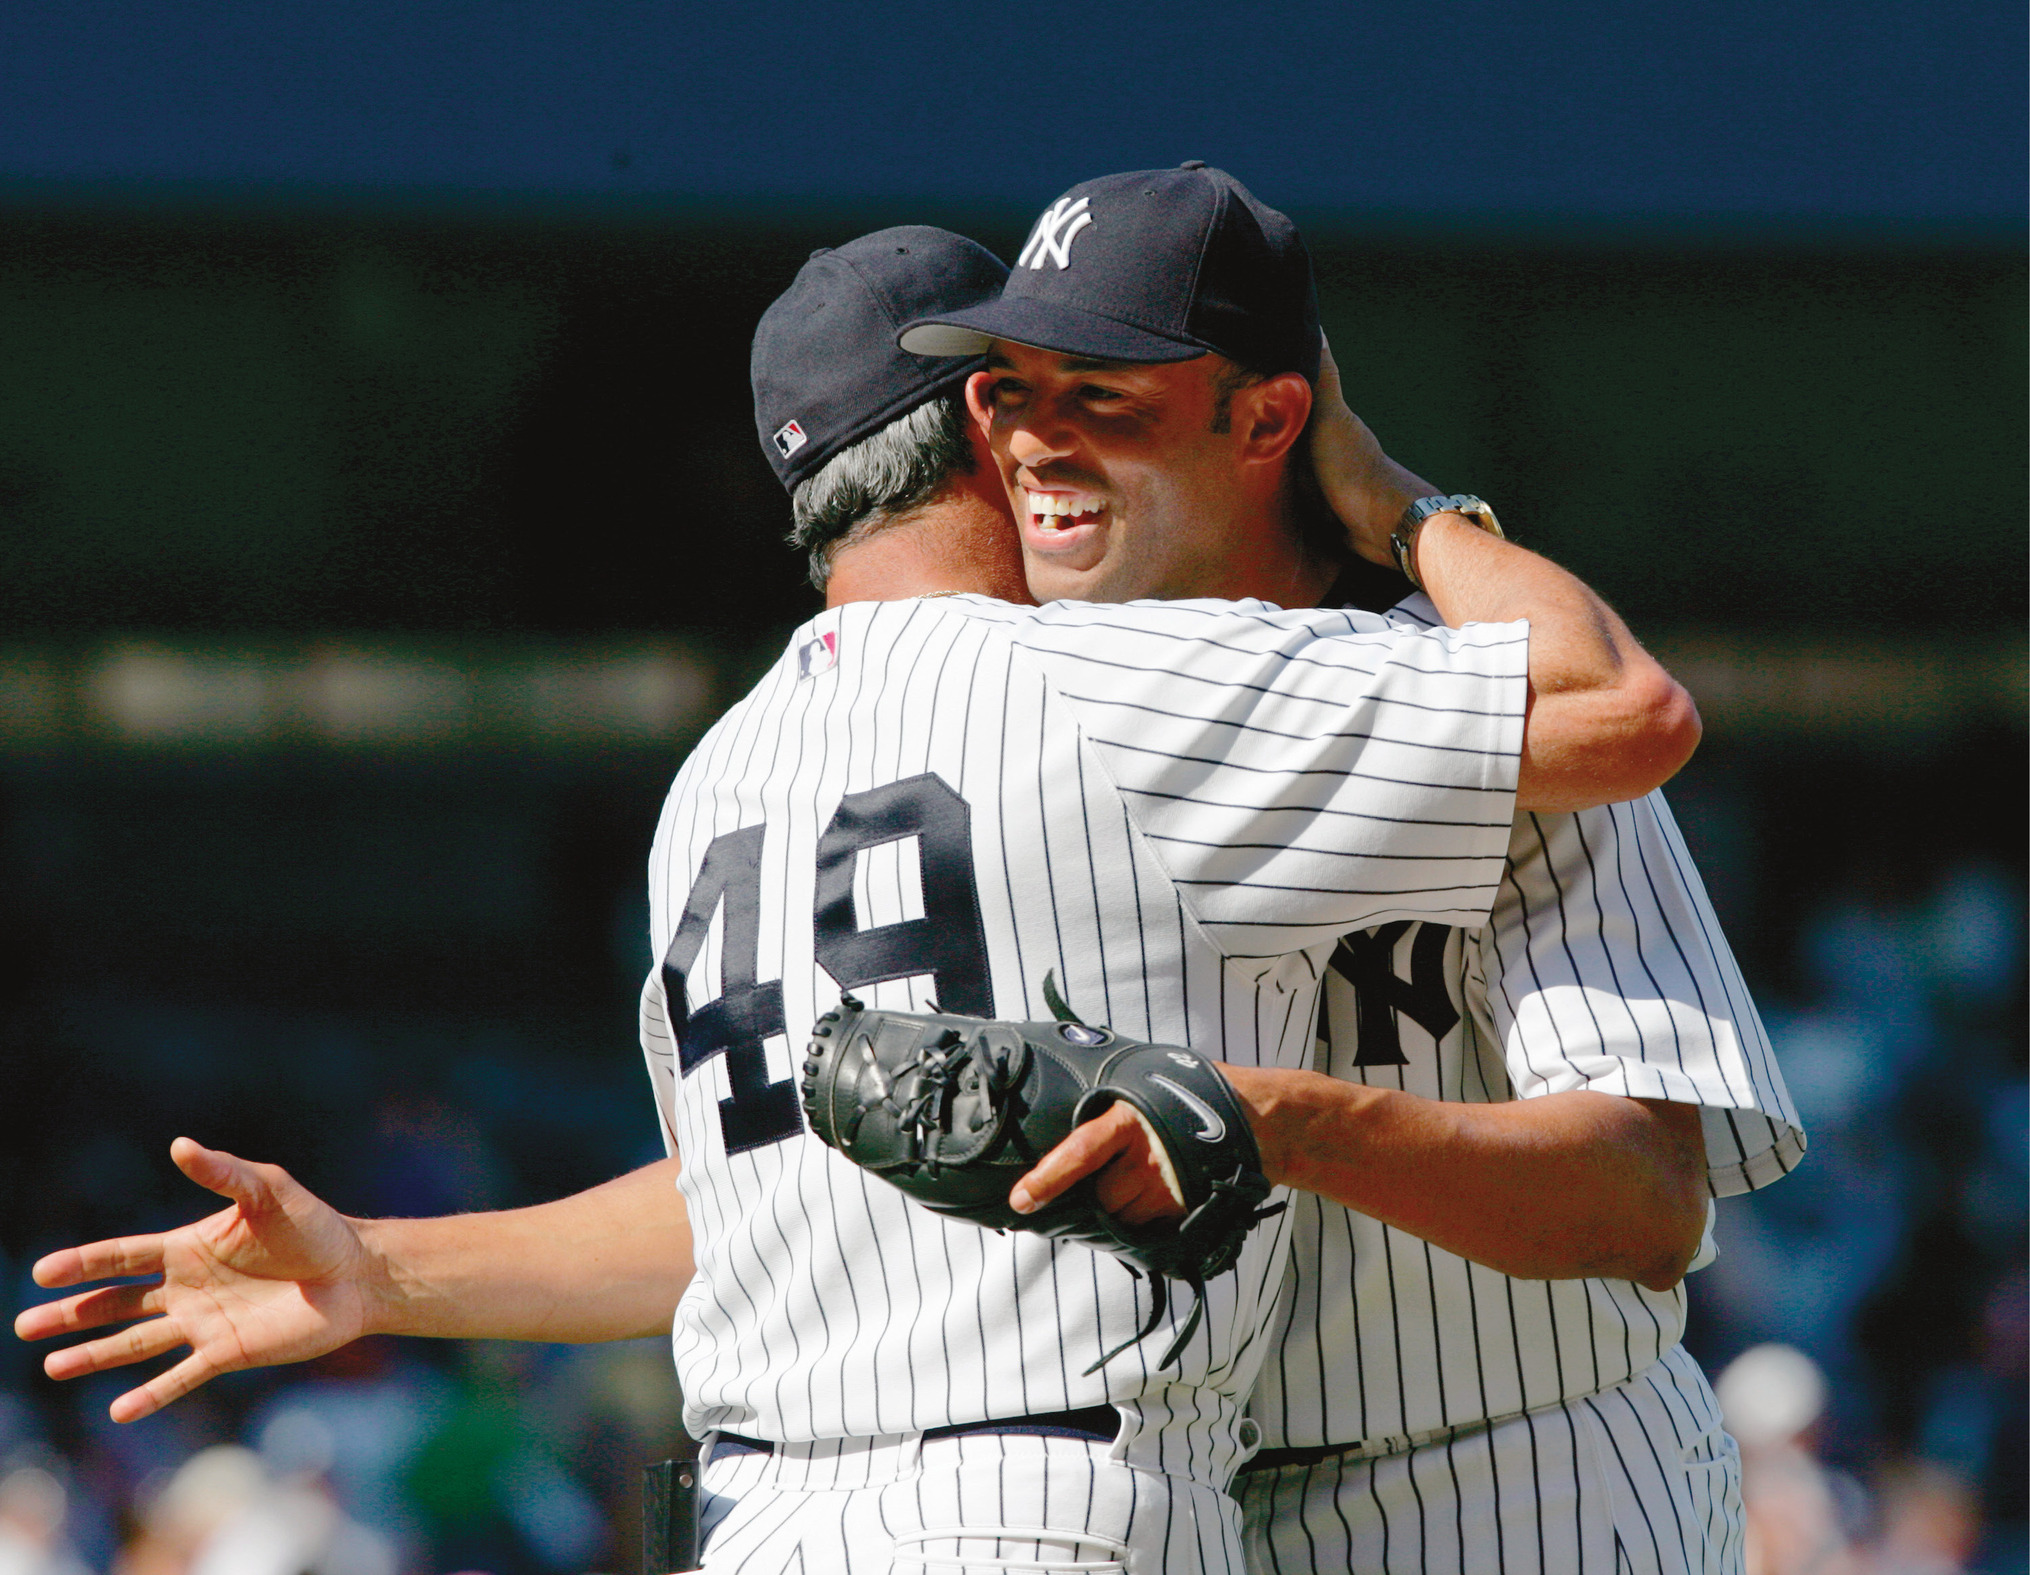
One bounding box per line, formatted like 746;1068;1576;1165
773;419;808;459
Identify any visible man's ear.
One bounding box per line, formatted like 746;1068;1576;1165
963;370;996;435
960;409;1004;485
1235;372;1313;465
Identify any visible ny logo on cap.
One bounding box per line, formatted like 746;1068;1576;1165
772;419;808;459
1018;197;1093;271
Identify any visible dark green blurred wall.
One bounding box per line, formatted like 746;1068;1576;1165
1;211;2021;639
0;220;564;629
1315;246;2026;631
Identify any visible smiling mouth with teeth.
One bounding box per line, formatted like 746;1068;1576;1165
1024;489;1107;533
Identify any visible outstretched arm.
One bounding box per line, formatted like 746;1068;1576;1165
15;1138;691;1422
1311;339;1702;811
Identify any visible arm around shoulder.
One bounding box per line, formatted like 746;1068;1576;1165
1406;513;1701;811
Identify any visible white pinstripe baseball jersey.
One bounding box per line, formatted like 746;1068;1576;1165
639;593;1531;1446
1249;600;1806;1456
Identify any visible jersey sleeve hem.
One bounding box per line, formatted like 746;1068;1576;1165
1497;1055;1807;1196
639;966;681;1158
1476;797;1807;1198
1707;1127;1808;1197
1008;605;1531;957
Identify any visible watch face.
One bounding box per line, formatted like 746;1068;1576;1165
1416;495;1502;538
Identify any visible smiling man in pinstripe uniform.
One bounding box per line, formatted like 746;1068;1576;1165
902;166;1805;1574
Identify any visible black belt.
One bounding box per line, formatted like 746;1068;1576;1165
714;1405;1121;1458
1237;1441;1354;1474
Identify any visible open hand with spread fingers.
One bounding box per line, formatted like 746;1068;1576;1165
12;1137;376;1422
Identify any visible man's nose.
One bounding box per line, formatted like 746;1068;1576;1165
1007;424;1074;469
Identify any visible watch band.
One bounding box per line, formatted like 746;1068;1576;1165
1390;495;1505;590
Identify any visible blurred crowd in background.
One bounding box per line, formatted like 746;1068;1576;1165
0;761;692;1575
1686;790;2027;1573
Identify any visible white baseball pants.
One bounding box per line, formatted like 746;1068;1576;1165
1239;1344;1745;1575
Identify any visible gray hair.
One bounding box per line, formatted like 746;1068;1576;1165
789;394;976;590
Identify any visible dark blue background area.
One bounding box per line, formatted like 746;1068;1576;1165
2;0;2021;226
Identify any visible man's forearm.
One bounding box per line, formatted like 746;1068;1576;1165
359;1157;691;1343
1225;1067;1708;1292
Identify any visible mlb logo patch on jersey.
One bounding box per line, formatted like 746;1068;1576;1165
772;419;808;459
798;630;838;678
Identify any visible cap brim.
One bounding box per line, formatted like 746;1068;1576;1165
898;297;1211;365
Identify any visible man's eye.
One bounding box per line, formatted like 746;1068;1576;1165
989;378;1027;403
1080;385;1125;403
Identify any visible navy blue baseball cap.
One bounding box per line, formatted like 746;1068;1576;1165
751;226;1009;492
898;164;1320;383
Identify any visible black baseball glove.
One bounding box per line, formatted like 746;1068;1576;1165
800;976;1283;1373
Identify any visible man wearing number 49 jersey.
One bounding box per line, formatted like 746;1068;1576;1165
897;166;1805;1575
643;188;1699;1570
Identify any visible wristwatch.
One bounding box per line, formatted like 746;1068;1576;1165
1390;495;1505;590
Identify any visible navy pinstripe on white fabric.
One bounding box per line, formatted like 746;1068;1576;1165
1250;790;1804;1454
640;594;1527;1461
697;1429;1248;1572
1249;593;1802;1451
1241;1344;1744;1575
1235;589;1791;1574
